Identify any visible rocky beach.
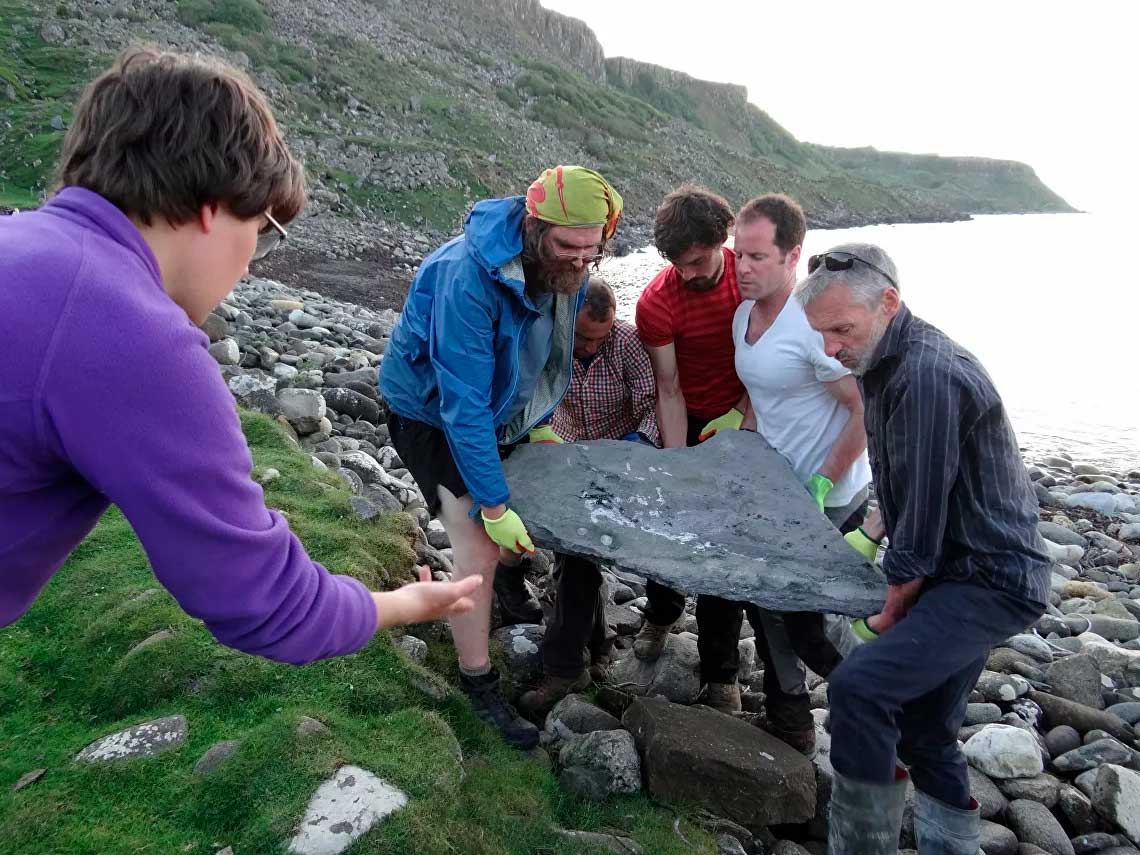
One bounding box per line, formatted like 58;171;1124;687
176;271;1140;855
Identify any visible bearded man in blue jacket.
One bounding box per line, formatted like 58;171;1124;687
380;166;623;748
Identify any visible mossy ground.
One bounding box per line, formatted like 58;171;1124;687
0;411;713;855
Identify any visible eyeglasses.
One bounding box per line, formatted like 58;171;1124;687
252;211;287;261
549;240;604;265
807;251;897;288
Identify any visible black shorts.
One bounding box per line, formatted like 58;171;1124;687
388;413;469;516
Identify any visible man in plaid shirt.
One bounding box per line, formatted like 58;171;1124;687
519;277;658;719
550;278;659;445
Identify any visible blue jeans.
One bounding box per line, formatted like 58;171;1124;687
828;580;1044;808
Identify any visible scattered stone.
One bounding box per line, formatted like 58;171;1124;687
970;764;1010;819
277;388;327;434
1049;654;1107;709
558;729;641;799
979;819;1019;855
1006;799;1076;855
1053;738;1135;773
11;768;46;792
1045;725;1082;757
623;697;816;827
606;633;700;704
74;715;189;763
998;773;1061;808
296;716;330;737
1030;690;1137;745
978;671;1027;703
546;694;622;736
491;624;545;687
964;725;1044;779
1085;764;1140;846
322;387;380;424
208;338;240;366
200;311;230;342
966;702;1004;725
194;740;241;775
1058;783;1100;835
395;634;427;664
552;828;644;854
286;765;407;855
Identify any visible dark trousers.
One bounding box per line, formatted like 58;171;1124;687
638;413;717;628
828;581;1044;808
542;553;609;678
696;499;865;708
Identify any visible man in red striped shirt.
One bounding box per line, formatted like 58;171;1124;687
631;186;748;692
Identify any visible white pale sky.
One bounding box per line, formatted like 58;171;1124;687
540;0;1137;214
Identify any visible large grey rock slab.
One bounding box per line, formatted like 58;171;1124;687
623;697;815;829
287;765;407;855
74;715;188;763
1085;764;1140;845
503;431;886;616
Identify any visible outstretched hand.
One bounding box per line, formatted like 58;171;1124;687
373;567;483;630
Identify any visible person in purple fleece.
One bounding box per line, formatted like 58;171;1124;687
0;46;481;666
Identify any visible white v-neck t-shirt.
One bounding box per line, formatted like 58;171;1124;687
732;295;872;508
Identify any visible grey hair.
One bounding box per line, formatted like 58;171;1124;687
795;242;899;309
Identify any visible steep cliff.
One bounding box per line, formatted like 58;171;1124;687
0;0;1073;235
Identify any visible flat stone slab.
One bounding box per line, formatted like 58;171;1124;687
287;765;407;855
74;715;188;763
504;431;886;616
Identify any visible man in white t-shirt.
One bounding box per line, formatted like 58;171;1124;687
699;193;872;755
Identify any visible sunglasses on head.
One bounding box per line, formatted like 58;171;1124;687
252;211;287;261
807;251;897;288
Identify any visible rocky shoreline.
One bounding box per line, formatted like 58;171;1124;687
202;275;1140;855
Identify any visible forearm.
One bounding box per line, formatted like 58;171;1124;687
818;415;867;483
657;389;689;448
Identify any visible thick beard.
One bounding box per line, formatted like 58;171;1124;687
845;313;889;377
538;262;587;295
682;275;721;293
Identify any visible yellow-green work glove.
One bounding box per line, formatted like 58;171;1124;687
807;472;834;512
698;407;744;442
528;425;564;444
851;618;879;642
482;508;536;554
844;527;881;562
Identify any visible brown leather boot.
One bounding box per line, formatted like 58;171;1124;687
770;726;818;757
632;621;672;661
703;681;742;714
518;670;591;722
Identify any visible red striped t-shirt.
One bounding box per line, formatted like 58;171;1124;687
635;247;745;420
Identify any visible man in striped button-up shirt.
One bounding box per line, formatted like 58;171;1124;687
797;242;1050;855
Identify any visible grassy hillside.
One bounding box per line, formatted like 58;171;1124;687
0;411;713;855
0;0;1072;230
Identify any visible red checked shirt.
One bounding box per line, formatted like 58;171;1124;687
550;320;660;445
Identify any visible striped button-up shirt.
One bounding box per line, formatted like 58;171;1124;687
860;304;1050;605
551;320;659;445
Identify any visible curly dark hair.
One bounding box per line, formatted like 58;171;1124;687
653;184;735;261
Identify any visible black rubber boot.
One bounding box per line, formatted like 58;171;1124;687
459;668;539;749
493;560;543;625
828;767;908;855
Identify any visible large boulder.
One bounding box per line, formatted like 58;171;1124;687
1084;764;1140;845
503;431;886;616
622;697;815;829
277;388;326;434
1006;799;1075;855
606;633;700;704
963;725;1044;779
557;730;641;801
1047;654;1105;709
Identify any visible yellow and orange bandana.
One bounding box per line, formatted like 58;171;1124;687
525;165;623;240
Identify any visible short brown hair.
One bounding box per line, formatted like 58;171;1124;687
57;46;305;226
736;194;806;255
653;184;734;261
582;275;616;321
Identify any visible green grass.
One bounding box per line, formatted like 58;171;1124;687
0;0;104;206
0;410;714;855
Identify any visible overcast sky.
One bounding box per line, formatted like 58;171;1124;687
540;0;1136;214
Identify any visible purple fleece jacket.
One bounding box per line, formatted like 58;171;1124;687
0;187;377;664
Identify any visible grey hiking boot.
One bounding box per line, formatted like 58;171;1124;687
828;767;908;855
913;790;981;855
632;621;672;661
702;681;742;715
459;668;539;749
518;670;591;722
493;560;543;626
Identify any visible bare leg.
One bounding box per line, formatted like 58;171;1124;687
435;486;500;670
